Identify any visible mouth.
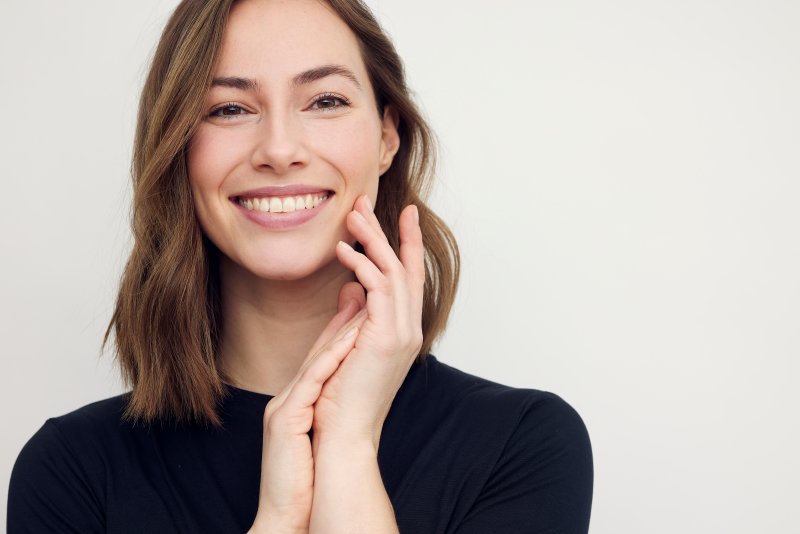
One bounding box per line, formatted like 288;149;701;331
233;191;333;213
230;188;335;230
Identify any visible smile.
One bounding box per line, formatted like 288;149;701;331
236;192;329;213
232;191;333;231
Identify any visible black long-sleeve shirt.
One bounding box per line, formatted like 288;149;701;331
8;354;593;533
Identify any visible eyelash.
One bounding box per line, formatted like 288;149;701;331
208;93;351;119
310;92;351;111
208;102;248;119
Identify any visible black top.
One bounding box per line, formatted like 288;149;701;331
8;354;593;533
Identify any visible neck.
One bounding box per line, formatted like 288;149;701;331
217;254;356;396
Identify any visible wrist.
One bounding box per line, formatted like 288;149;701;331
314;437;379;460
249;514;309;534
248;525;308;534
248;530;307;534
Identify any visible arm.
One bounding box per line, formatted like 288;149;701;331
302;196;422;533
308;436;399;534
248;304;368;534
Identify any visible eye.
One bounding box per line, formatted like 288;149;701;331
309;93;351;112
208;103;249;119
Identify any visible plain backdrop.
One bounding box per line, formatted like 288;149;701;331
2;1;798;532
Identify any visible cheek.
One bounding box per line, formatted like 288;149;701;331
185;127;248;240
309;115;383;182
187;126;244;191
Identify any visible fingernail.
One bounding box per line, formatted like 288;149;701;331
338;326;358;341
364;196;373;212
413;205;419;224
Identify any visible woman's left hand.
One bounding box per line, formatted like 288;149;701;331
311;194;425;450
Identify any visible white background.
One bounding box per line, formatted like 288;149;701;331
2;1;799;532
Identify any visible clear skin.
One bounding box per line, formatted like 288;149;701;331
186;0;424;532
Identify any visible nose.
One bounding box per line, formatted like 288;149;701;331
250;109;308;175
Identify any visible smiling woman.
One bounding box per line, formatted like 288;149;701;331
7;0;592;533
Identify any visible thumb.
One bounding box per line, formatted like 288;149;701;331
337;281;366;312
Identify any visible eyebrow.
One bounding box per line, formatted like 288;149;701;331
210;64;362;92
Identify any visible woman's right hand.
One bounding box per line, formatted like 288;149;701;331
248;283;367;534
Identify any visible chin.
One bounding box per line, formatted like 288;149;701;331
237;250;338;282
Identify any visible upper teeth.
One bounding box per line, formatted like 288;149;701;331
238;193;328;213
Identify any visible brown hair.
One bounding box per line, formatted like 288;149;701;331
103;0;460;427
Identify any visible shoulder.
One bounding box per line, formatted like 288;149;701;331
11;392;132;482
8;392;131;532
41;392;132;455
14;391;130;461
411;354;590;430
396;354;592;468
409;355;594;532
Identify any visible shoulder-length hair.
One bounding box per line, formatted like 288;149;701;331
103;0;460;427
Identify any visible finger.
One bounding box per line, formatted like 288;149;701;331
338;281;367;311
355;194;387;240
324;306;368;349
337;241;397;328
398;204;426;313
269;316;360;413
303;282;367;361
347;209;405;277
274;327;359;430
303;298;360;362
302;306;367;370
336;240;389;294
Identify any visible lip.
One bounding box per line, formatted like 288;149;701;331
231;184;332;199
231;193;333;230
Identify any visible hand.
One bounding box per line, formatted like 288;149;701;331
249;292;368;533
312;195;425;449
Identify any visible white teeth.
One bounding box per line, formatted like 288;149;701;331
239;193;329;213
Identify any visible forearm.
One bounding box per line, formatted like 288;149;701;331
309;438;399;534
248;517;308;534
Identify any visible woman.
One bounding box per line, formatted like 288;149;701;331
8;0;593;532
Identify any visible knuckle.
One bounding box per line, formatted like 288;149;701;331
393;269;409;286
264;401;278;420
375;278;393;294
302;363;326;384
265;412;281;433
264;406;284;432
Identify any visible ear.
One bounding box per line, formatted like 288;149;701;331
378;105;400;175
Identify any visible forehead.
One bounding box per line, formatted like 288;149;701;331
217;0;366;83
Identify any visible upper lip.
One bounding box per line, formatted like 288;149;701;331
231;184;333;199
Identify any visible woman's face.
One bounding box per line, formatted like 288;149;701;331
187;0;399;282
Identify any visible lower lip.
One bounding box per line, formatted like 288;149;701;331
232;194;333;230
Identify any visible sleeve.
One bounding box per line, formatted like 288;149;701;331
454;392;593;534
7;419;105;534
